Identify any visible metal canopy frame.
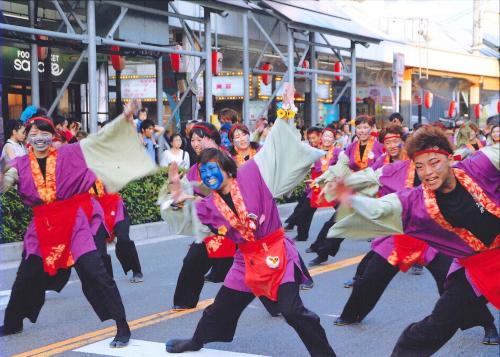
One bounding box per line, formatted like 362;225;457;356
0;0;212;132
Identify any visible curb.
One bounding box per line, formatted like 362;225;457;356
0;202;299;265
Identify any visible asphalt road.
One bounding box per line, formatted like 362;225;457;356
0;206;498;357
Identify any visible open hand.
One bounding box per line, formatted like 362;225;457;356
319;178;353;207
123;100;141;123
168;162;194;203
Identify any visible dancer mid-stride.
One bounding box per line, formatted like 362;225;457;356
160;84;335;356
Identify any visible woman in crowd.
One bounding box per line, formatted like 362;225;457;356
1;120;27;160
160;133;190;170
228;123;260;167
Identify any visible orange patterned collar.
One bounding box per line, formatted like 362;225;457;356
404;160;416;189
213;179;256;242
29;147;57;204
234;147;256;167
466;141;483;151
422;168;500;252
354;136;375;170
320;147;335;172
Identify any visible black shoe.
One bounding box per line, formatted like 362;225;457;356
166;339;203;353
172;305;196;311
308;256;328;267
482;326;500;345
130;272;144;283
334;317;358;326
110;320;130;348
300;280;314;290
343;278;354;288
293;236;307;242
0;324;23;337
305;247;316;253
410;265;424;275
284;224;294;231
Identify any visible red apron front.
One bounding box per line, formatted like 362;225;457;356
33;193;93;276
238;228;287;301
459;248;500;309
96;193;121;242
388;234;428;272
310;171;336;208
204;235;236;258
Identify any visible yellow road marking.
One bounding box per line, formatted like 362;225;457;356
12;254;364;357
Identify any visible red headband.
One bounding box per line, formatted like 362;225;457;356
228;124;249;142
192;124;215;138
322;128;336;136
413;148;451;159
26;116;55;131
382;134;402;143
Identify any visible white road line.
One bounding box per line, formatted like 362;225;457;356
74;338;269;356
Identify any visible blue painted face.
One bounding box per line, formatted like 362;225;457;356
200;161;224;190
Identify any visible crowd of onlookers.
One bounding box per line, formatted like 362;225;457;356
2;104;499;168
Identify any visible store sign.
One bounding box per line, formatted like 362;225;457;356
259;77;332;102
212;75;244;97
1;46;89;83
122;78;157;99
392;52;405;86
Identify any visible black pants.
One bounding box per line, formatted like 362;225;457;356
173;242;233;308
192;283;335;357
296;199;317;241
113;209;142;275
285;192;308;227
391;268;495;357
4;249;126;330
340;252;452;322
309;210;344;254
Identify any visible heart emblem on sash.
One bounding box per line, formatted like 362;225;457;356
367;151;374;160
266;255;280;269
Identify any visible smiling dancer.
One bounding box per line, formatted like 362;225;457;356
0;101;155;347
161;84;335;356
325;125;499;355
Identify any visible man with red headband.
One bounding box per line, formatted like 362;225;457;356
325;126;500;354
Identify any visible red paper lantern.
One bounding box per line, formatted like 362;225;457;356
211;50;223;76
414;93;422;106
497;100;500;114
424;91;433;109
474;104;481;118
110;45;125;72
260;62;273;85
170;44;182;73
297;59;309;75
334;61;342;81
37;35;49;61
448;101;456;118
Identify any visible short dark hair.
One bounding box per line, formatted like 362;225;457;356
379;123;403;143
189;122;221;145
53;114;67;128
405;125;454;159
389;112;404;123
140;119;155;131
354;115;374;127
5;119;25;141
199;148;237;178
306;126;323;135
138;108;148;115
228;124;250;143
25;116;56;135
169;133;183;145
486;115;499;127
219;108;238;123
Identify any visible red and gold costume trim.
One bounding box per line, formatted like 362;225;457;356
213;179;256;242
234;147;257;167
423;168;500;252
29;147;57;203
404;161;416;189
466;141;483;151
320;147;335;173
354;136;375;170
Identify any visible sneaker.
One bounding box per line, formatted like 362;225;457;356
334;316;359;326
343;278;354;288
284;223;295;231
410;265;423;275
308;256;328;267
300;280;314;290
482;326;500;345
130;272;144;283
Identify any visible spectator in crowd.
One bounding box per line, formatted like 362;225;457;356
337;123;351;148
218;108;239;124
484;115;499;145
160;133;190;169
388;112;404;126
488;124;499;146
140;119;159;164
306;126;323;148
1;119;27;160
455;121;484;152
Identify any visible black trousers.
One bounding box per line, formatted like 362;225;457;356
391;268;495;357
340;252;452;322
285;192;308;227
113;210;142;275
4;248;126;330
173;242;233;308
192;282;335;357
309;209;345;255
296;199;317;241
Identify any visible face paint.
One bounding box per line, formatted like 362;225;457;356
28;133;53;152
200;161;224;190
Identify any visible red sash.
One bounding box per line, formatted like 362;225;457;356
459;249;500;309
388;234;428;272
310;171;336;208
238;228;287;301
33;193;93;276
96;193;121;242
204;235;236;258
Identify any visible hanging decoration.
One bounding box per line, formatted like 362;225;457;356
37;35;49;61
414;93;422;106
170;44;182;73
297;59;309;75
110;45;125;72
497;100;500;114
260;62;273;85
334;61;343;81
424;91;433;109
212;50;223;76
474;104;481;118
448;100;456;118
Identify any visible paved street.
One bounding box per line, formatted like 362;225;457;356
0;206;498;357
